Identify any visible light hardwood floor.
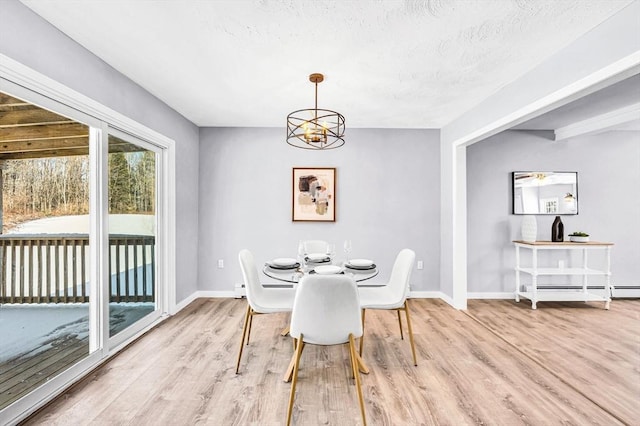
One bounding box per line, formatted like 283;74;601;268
23;298;639;425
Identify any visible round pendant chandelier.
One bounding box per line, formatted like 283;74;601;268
286;73;345;150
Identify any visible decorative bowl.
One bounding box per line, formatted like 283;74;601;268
569;236;589;243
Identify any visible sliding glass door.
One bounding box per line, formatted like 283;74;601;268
107;130;162;343
0;74;173;424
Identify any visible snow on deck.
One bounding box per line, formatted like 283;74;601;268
6;214;155;236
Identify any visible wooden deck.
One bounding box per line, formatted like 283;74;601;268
0;304;154;411
0;330;89;409
21;298;639;425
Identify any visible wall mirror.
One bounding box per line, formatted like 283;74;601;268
512;171;578;215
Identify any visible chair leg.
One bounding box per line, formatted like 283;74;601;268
246;311;254;345
403;300;418;366
235;304;252;374
348;336;356;379
359;309;366;356
349;334;367;426
286;334;305;426
354;350;370;375
396;309;404;340
284;338;302;383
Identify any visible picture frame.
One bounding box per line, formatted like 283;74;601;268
292;167;336;222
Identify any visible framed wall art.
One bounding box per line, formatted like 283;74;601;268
292;167;336;222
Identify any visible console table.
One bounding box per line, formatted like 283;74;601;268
514;241;612;310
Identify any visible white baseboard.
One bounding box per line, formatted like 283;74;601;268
468;287;640;299
175;285;638;317
196;290;237;298
468;292;514;300
612;286;640;298
173;292;200;313
408;291;445;299
173;290;237;314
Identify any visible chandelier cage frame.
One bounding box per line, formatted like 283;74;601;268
286;73;346;150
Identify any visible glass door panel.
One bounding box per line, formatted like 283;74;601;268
0;91;92;409
107;134;158;337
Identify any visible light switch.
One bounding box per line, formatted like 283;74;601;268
217;259;224;268
417;260;424;270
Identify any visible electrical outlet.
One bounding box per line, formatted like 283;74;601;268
417;260;424;270
217;259;224;268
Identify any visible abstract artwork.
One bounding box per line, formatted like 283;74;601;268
292;167;336;222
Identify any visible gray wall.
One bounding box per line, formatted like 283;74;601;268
467;130;640;293
0;0;200;302
198;127;440;293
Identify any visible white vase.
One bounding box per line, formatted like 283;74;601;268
521;215;537;242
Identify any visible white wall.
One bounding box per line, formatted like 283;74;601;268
0;0;200;303
198;127;440;294
467;130;640;293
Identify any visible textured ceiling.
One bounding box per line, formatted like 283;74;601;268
20;0;635;128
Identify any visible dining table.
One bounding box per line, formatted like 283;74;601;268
261;254;378;381
262;256;380;286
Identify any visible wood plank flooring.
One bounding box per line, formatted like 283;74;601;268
22;298;639;425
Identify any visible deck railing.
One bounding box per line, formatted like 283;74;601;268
0;234;155;304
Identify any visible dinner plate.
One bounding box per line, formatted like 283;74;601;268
349;259;373;268
345;263;376;271
266;262;300;270
314;265;342;275
272;257;298;267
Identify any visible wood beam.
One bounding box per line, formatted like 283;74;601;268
0;139;143;160
0;137;89;155
0;93;27;106
0;108;73;127
0;122;88;143
0;147;90;160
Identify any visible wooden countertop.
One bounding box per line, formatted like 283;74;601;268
513;240;613;246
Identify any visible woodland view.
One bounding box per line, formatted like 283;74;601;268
1;151;155;233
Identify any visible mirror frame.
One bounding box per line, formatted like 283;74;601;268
512;171;579;215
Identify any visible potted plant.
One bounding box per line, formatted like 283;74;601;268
569;231;590;243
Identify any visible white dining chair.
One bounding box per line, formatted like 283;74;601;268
235;249;295;374
302;239;329;255
285;274;367;426
358;248;417;366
